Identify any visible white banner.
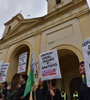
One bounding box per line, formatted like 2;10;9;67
0;61;3;72
0;63;9;83
39;49;62;81
82;37;90;87
31;52;38;81
18;52;28;73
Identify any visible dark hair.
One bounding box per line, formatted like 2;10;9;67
51;79;56;87
3;82;7;88
21;74;28;81
79;61;84;66
61;89;65;92
11;81;19;91
37;81;48;90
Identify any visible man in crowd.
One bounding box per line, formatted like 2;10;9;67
73;90;79;100
79;61;90;100
17;74;30;100
61;89;67;100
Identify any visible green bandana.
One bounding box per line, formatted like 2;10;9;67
82;77;87;84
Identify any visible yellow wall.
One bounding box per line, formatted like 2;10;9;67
0;0;89;99
79;13;90;39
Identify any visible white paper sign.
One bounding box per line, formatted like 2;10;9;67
82;37;90;87
31;52;38;81
39;49;62;81
0;63;9;82
0;61;3;72
18;52;28;73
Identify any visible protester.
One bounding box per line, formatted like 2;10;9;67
0;82;7;100
17;74;30;100
49;79;62;100
61;89;67;100
79;61;90;100
72;90;79;100
32;79;50;100
6;81;19;100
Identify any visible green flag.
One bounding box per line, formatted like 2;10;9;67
24;66;35;97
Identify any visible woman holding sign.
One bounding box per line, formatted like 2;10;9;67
32;79;50;100
48;79;62;100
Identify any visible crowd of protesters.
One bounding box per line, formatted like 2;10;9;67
0;74;30;100
0;61;90;100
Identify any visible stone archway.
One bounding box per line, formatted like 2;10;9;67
70;77;82;100
55;49;81;100
7;44;30;82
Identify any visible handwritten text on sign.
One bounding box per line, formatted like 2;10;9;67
18;52;28;73
82;37;90;87
0;63;9;83
39;49;62;81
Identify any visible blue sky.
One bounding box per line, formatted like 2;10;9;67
0;0;90;39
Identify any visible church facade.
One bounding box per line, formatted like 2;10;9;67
0;0;90;99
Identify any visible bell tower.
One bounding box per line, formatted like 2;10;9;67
47;0;73;13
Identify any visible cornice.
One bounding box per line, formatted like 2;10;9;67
3;20;41;40
41;0;88;22
42;7;89;32
3;17;41;40
4;13;24;25
0;29;42;50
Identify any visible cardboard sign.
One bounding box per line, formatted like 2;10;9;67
31;52;38;81
18;52;28;73
82;37;90;87
0;63;9;82
39;49;62;81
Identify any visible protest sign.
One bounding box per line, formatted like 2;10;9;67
82;37;90;87
39;49;62;81
0;61;3;71
31;52;38;81
18;52;28;73
0;63;9;82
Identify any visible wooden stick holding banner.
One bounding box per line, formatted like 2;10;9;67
34;90;36;100
47;80;53;100
30;91;36;100
32;85;36;100
50;80;53;100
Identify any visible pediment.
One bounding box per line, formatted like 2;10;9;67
3;17;41;39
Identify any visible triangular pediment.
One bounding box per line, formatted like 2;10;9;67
3;16;41;39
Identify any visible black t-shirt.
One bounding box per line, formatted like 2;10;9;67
79;83;90;100
36;88;50;100
52;89;62;100
33;88;62;100
17;83;30;100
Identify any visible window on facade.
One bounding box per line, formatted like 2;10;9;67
56;0;61;4
8;26;11;33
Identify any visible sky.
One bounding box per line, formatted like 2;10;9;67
0;0;47;39
0;0;90;39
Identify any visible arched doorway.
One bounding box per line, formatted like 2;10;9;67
7;44;30;83
70;77;82;100
56;49;81;100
